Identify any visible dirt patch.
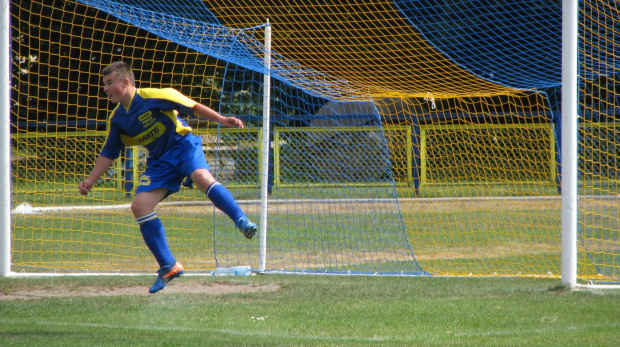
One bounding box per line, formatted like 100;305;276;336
0;282;280;300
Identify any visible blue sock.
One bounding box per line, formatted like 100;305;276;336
206;182;245;224
137;212;176;269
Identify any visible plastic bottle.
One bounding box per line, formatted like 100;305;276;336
213;267;236;276
213;265;252;276
234;266;252;276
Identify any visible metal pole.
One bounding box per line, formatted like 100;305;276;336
561;0;578;287
258;20;271;272
0;0;12;276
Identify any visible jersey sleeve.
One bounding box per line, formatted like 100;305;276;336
139;88;198;115
99;111;125;160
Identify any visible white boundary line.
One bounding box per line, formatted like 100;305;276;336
11;195;570;214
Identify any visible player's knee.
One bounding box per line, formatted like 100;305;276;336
130;201;151;218
191;169;215;192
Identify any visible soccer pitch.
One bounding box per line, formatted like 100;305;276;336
1;275;619;346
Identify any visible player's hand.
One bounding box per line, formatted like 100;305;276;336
223;116;244;129
79;179;94;196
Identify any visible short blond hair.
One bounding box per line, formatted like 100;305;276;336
102;61;135;86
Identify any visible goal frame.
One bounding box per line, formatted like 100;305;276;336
1;1;619;288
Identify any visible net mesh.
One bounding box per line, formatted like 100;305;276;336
9;0;619;282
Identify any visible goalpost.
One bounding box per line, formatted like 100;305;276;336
561;0;579;288
2;0;619;287
0;0;10;277
258;19;271;272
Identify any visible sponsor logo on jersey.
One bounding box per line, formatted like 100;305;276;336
135;122;165;145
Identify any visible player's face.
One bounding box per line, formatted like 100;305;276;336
102;73;131;106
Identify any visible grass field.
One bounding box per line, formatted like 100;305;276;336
0;274;619;346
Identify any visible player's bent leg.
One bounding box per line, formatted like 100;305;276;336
191;169;257;239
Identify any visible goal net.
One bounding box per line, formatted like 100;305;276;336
6;0;619;284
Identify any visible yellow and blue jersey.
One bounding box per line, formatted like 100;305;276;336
100;88;198;160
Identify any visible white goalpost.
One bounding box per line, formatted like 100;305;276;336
0;0;11;277
258;19;271;273
560;0;578;288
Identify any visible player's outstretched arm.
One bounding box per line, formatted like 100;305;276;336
192;103;244;129
79;155;115;196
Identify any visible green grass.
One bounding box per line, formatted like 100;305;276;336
0;275;619;346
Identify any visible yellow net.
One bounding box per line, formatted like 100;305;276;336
577;0;620;283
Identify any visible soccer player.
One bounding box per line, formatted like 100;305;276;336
79;61;257;293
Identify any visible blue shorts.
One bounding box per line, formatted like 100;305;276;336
136;134;210;195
